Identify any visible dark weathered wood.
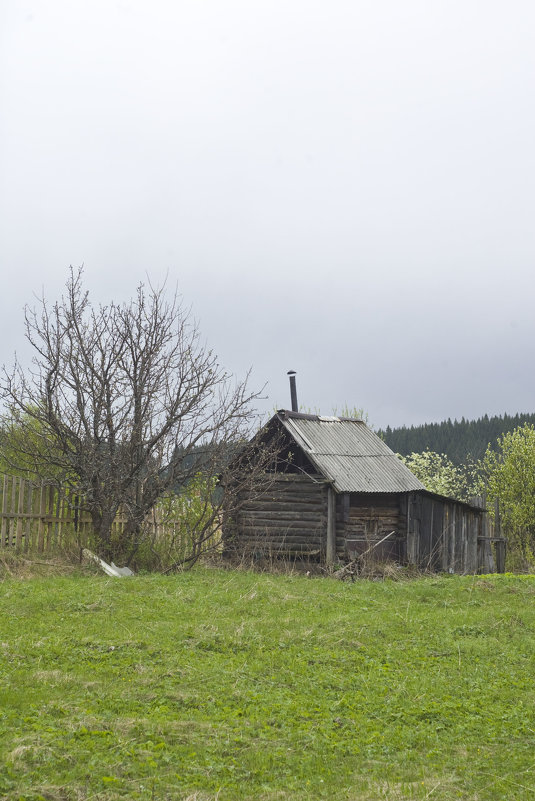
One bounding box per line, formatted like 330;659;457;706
267;473;326;482
240;510;325;523
459;507;467;572
406;494;418;563
466;512;478;573
349;492;399;508
233;532;322;547
345;499;400;549
225;472;329;559
248;544;321;555
441;505;449;572
244;494;325;507
495;539;506;573
482;502;496;572
236;527;322;537
242;500;325;512
429;499;435;567
449;504;456;572
346;506;399;518
421;496;433;568
341;493;350;522
326;486;336;565
226;458;491;572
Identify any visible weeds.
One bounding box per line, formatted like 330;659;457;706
0;547;98;580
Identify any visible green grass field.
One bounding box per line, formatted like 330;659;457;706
1;566;535;800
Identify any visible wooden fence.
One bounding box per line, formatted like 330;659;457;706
0;473;210;552
0;475;87;550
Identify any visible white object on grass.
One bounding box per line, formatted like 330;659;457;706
82;548;134;577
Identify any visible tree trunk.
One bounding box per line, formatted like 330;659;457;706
91;509;115;561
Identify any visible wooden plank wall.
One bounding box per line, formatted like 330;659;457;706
227;474;328;558
407;493;497;574
408;494;468;572
336;492;502;574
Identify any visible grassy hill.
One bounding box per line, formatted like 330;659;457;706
379;412;535;464
1;566;535;800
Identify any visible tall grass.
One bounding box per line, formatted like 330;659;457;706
1;569;535;799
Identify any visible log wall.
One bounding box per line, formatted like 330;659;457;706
224;473;504;573
225;473;328;558
336;493;403;561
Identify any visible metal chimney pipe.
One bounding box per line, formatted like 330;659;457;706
287;371;298;412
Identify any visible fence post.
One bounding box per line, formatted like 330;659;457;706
25;481;33;551
46;484;55;550
56;488;64;547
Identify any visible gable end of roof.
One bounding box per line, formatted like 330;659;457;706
275;411;425;493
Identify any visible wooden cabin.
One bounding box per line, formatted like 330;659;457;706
223;410;504;574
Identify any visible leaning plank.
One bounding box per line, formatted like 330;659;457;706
82;549;134;577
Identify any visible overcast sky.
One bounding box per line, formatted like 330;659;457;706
1;1;534;429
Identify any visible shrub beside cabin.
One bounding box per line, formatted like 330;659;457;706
223;410;504;574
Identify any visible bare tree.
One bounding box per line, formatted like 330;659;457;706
1;268;271;564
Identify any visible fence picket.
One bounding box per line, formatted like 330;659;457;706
25;481;32;550
9;475;17;547
37;483;46;552
15;478;24;548
0;476;7;547
46;485;55;550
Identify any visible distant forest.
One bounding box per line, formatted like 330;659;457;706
379;413;535;465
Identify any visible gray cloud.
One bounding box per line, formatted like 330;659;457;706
1;0;534;428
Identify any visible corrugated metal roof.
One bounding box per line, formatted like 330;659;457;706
279;412;425;493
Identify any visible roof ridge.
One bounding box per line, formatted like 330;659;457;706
277;409;364;423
